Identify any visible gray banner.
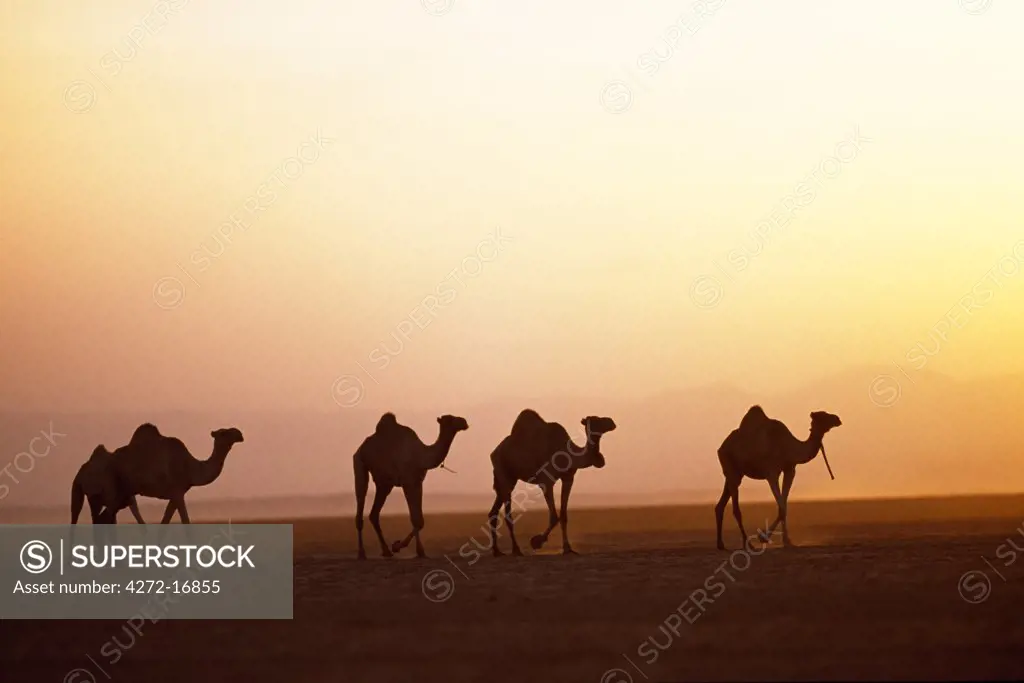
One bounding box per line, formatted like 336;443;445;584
1;524;292;619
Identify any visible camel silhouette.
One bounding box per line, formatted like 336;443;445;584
103;423;245;524
353;413;469;559
488;410;616;556
715;405;842;549
70;445;144;525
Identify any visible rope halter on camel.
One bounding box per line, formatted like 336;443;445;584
820;444;835;480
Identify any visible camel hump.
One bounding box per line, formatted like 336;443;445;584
375;412;398;433
739;405;769;430
511;409;544;436
87;444;110;462
130;423;162;446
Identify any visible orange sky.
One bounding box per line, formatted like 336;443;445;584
1;2;1023;504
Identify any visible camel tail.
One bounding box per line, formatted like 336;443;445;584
71;476;85;525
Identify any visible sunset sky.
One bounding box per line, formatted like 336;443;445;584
2;0;1023;420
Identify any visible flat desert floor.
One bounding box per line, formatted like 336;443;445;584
4;495;1024;682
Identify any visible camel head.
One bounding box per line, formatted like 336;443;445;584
809;411;842;435
436;415;470;434
580;416;617;469
582;416;617;437
433;415;469;472
211;427;245;446
810;411;841;480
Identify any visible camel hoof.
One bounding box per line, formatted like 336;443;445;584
492;548;505;558
529;535;545;550
416;552;427;559
357;551;367;561
381;549;393;558
717;543;727;551
562;547;578;556
390;541;403;554
758;531;772;544
512;547;524;557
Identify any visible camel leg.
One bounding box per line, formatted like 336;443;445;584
764;476;784;544
175;497;191;524
504;497;523;556
778;467;795;546
763;468;796;545
730;481;749;545
354;457;369;560
488;493;506;557
530;483;559;550
393;482;426;558
714;482;731;550
88;496;106;524
489;470;514;557
160;500;177;524
96;505;119;525
559;473;577;555
368;485;394;558
71;479;86;525
128;496;145;524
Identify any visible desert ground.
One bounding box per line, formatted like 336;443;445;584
4;495;1024;682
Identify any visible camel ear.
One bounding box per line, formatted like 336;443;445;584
210;430;216;438
437;417;442;424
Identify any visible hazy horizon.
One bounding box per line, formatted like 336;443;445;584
3;365;1023;516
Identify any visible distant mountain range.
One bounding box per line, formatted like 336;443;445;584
1;366;1021;517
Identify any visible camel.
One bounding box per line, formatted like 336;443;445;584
70;445;145;525
107;423;245;524
487;410;617;556
353;413;469;559
715;405;842;549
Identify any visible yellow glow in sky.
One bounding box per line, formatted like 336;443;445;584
1;0;1023;414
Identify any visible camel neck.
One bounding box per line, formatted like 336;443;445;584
570;430;602;469
189;441;231;487
795;430;825;465
425;429;457;470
